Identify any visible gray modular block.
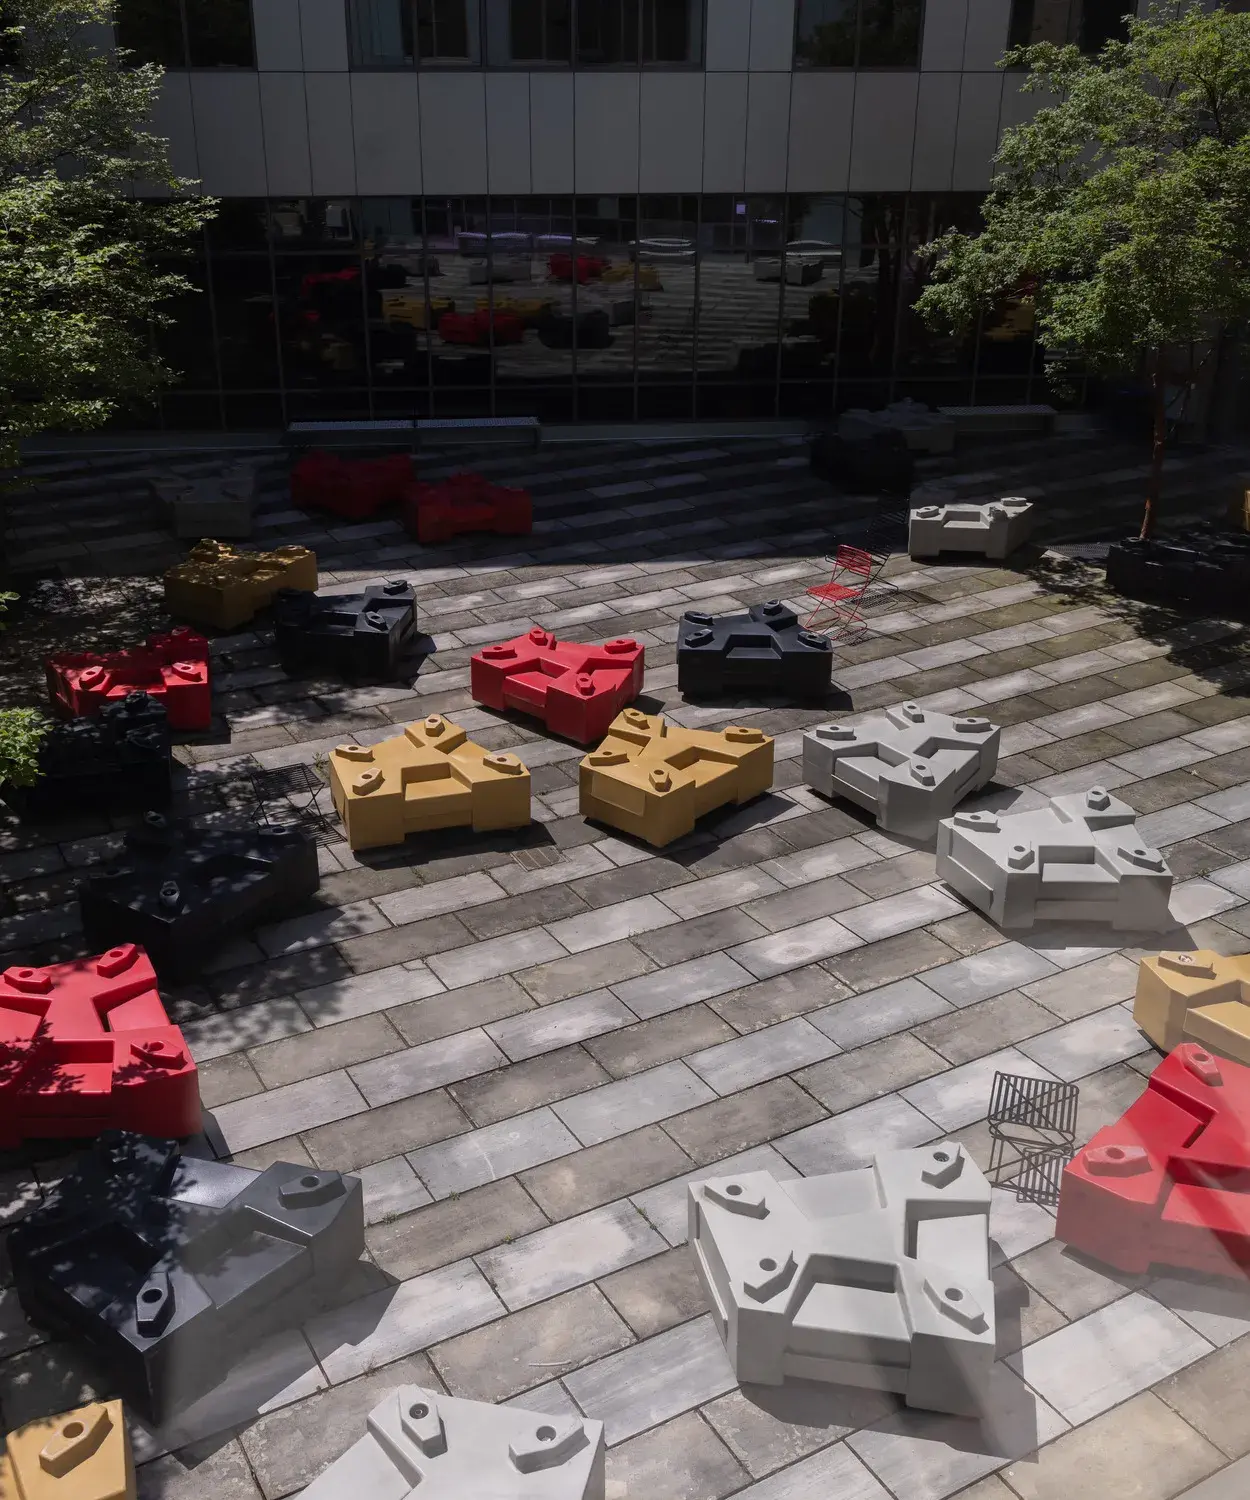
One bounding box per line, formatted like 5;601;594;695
838;400;956;456
908;498;1035;560
688;1142;994;1416
936;787;1175;931
152;468;256;539
803;703;999;840
301;1386;606;1500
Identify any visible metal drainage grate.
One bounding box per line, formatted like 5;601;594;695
512;845;564;872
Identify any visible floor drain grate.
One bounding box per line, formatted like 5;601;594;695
512;846;564;871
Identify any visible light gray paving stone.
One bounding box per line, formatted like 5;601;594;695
901;1048;1058;1132
545;894;682;953
1018;1004;1148;1081
686;1016;839;1095
255;899;390;958
552;1060;716;1146
775;1094;939;1176
988;1187;1058;1264
1032;701;1132;739
1007;1293;1212;1426
758;838;882;888
920;944;1060;1008
489;842;615;895
1108;739;1215;778
485;988;635;1060
809;977;955;1050
298;964;445;1026
1021;953;1141;1021
655;867;785;919
349;1028;508;1107
1186;716;1250;752
611;952;758;1020
701;1381;896;1483
407;1107;579;1199
476;1199;665;1311
1028;761;1136;798
726;917;862;980
836;885;966;943
963;669;1054;704
1170;878;1245;926
356;1156;432;1225
1150;1274;1250;1348
304;1259;505;1383
562;1314;737;1446
373;870;507;924
211;1069;367;1154
1135;803;1230;848
630;1144;800;1247
182;999;312;1063
732;1444;893;1499
1208;858;1250;899
427;928;567;988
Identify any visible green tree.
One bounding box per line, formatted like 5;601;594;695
0;0;215;474
914;2;1250;538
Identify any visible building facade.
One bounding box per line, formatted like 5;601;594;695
127;0;1133;429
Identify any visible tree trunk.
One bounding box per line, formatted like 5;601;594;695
1141;353;1167;540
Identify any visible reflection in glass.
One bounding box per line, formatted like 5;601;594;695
635;195;697;405
184;0;255;66
1008;0;1129;51
508;0;574;61
794;0;858;67
274;255;369;392
211;257;280;390
115;0;185;65
348;0;416;65
857;0;923;66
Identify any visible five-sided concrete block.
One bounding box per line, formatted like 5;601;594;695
937;787;1175;930
0;1401;134;1500
579;709;773;848
164;541;318;631
803;703;999;839
688;1142;994;1416
301;1386;605;1500
1134;950;1250;1064
329;714;531;850
908;499;1035;560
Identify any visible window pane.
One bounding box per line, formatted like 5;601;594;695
508;0;572;60
576;0;640;64
275;254;369;391
269;199;361;250
184;0;254;66
1078;0;1130;52
643;0;697;62
115;0;185;67
154;259;220;390
795;0;857;67
636;195;697;382
573;196;636;389
697;196;780;396
839;195;907;377
349;0;415;64
857;0;922;66
361;201;431;391
780;194;838;398
212;258;280;389
416;0;481;61
1008;0;1072;47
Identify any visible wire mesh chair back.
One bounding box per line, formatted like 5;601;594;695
803;544;873;638
987;1071;1080;1206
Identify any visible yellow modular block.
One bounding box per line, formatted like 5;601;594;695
579;708;773;848
0;1402;133;1500
164;540;318;631
329;714;531;850
474;296;555;324
382;293;454;330
1134;950;1250;1064
602;264;662;290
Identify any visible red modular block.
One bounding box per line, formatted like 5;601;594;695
0;944;201;1148
291;451;413;521
46;627;211;731
400;473;533;546
471;626;645;743
437;310;525;347
547;253;607;284
1056;1043;1250;1279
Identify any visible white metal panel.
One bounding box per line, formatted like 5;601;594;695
298;0;350;69
963;0;1011;70
252;0;303;70
306;73;358;194
151;71;199;186
701;72;748;192
749;0;797;70
786;71;853;193
743;71;790;191
529;72;575;194
259;73;312;194
921;0;968;71
849;73;919;192
640;73;705;192
911;71;960;191
953;70;1004;190
190;73;267;195
705;0;752;70
574;72;641;193
485;72;532;193
351;72;422;195
419;72;489;194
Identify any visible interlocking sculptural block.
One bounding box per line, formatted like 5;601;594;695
0;1401;134;1500
1056;1043;1250;1278
838;400;956;456
0;944;200;1149
472;627;645;743
8;1132;364;1425
1106;529;1250;616
272;580;420;680
579;709;773;848
291;451;413;520
676;602;834;700
803;703;999;840
163;540;318;631
301;1386;606;1500
1;694;170;821
329;714;531;850
152;464;256;539
689;1142;994;1416
1134;950;1250;1065
936;787;1174;930
46;628;212;732
908;499;1035;561
400;473;532;545
78;816;320;980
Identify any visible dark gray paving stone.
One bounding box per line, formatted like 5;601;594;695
449;1044;613;1127
519;1124;693;1221
598;1245;708;1340
366;1178;548;1281
663;1076;827;1166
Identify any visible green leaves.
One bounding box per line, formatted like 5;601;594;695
0;707;49;787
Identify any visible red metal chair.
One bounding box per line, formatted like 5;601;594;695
804;545;874;636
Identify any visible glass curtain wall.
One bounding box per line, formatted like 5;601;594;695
131;192;1069;431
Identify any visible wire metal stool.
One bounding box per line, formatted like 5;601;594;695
987;1071;1080;1206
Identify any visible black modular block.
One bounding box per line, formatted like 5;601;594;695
810;431;914;495
272;579;419;679
1106;529;1250;616
677;601;835;699
78;814;320;979
8;1132;364;1425
1;692;170;821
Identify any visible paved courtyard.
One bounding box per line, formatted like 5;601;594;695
3;432;1250;1500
